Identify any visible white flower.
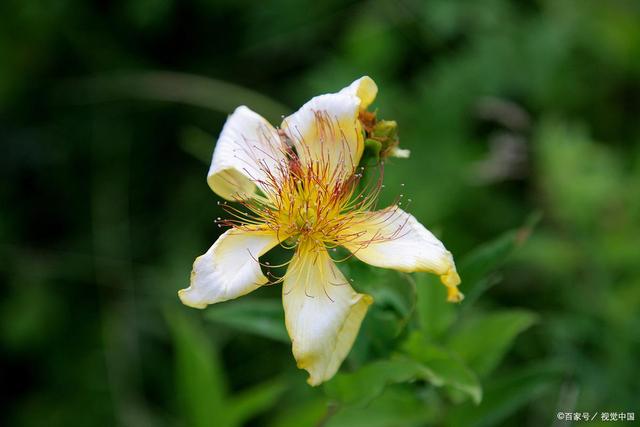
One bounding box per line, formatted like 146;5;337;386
178;77;462;385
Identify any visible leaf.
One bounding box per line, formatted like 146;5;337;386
204;298;289;343
228;378;288;427
402;332;482;404
165;308;229;427
324;357;439;406
326;387;437;427
167;308;288;427
448;310;538;376
447;363;561;427
268;398;328;427
458;213;540;306
357;269;415;334
67;71;290;121
413;272;456;340
344;262;416;363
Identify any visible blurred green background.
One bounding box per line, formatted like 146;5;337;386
2;0;639;426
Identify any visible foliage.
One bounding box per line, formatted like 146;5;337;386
2;0;639;426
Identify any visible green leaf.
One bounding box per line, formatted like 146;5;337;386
402;332;482;404
458;213;540;306
326;387;437;427
204;298;289;343
324;357;439;406
228;378;288;427
344;262;416;363
165;309;229;427
268;398;328;427
69;71;290;122
359;270;415;333
447;363;561;427
448;310;538;377
349;308;406;365
414;272;456;340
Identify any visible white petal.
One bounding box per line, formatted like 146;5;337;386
338;76;378;111
282;245;373;385
281;77;378;180
208;106;286;201
343;207;463;302
179;228;281;308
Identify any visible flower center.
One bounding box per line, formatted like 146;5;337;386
273;159;367;244
217;151;383;250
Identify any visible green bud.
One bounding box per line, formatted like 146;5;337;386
372;120;398;139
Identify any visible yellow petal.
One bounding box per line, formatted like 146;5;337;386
342;206;463;301
208;106;286;201
282;244;373;385
178;228;281;308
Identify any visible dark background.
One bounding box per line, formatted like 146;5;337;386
1;0;639;426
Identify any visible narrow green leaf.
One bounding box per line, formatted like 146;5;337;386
268;398;328;427
448;310;538;376
165;309;229;427
204;298;289;343
228;378;288;427
402;332;482;404
447;363;561;427
324;357;439;406
66;71;290;121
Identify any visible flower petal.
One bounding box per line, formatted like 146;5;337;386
342;207;463;302
281;77;377;179
208;106;286;201
178;228;281;308
339;76;378;111
282;244;373;385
